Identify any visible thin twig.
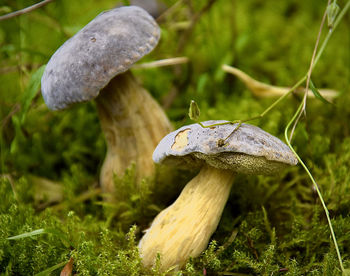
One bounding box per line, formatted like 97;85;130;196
222;65;307;119
222;65;338;100
0;0;54;22
132;57;189;69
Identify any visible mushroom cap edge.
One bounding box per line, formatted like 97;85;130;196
153;120;298;175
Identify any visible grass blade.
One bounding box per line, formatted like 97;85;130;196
20;65;46;124
309;79;332;104
7;228;46;240
34;261;67;276
7;228;73;248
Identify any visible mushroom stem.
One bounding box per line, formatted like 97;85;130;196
95;71;172;198
139;165;235;271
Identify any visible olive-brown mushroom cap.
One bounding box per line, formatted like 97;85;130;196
153;120;298;175
41;6;160;110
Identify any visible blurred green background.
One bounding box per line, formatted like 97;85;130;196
0;0;350;275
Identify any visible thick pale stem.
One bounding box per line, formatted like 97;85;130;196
139;165;235;271
95;71;172;198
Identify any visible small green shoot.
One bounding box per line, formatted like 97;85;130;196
310;79;332;104
188;100;200;121
327;2;340;29
7;228;72;248
188;100;259;147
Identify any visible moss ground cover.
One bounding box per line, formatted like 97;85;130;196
1;0;350;275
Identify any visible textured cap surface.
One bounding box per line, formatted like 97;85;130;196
41;6;160;110
153;120;298;175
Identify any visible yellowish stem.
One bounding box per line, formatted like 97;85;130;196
139;165;235;271
95;71;172;199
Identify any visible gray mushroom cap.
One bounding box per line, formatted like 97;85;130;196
153;120;298;175
41;6;160;110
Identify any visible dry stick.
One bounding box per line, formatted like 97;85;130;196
218;66;306;144
132;57;189;69
222;64;306;119
0;0;54;22
289;0;331;141
222;65;338;100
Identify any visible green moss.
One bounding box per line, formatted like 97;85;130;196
1;0;350;274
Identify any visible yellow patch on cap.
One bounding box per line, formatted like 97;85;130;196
171;129;190;151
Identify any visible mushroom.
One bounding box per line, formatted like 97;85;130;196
138;120;298;271
41;6;172;199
